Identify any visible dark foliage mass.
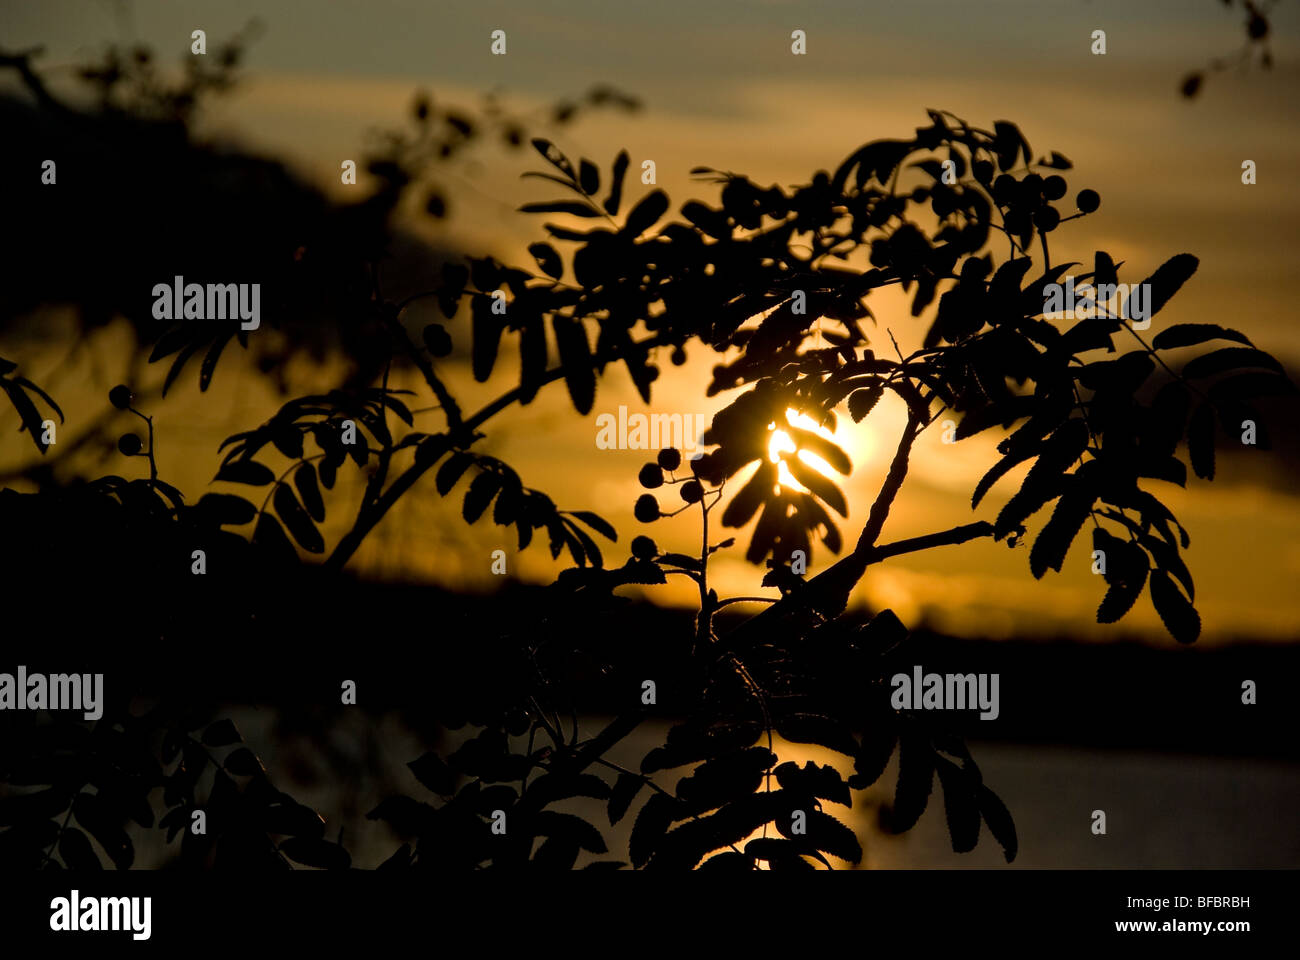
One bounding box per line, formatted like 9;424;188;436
0;34;1290;871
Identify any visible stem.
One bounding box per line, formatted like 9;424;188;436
384;310;462;430
129;407;157;483
694;492;711;657
712;596;778;610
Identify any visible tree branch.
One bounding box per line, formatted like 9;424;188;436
324;329;672;572
852;409;923;559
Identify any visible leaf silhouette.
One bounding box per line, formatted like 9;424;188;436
1149;568;1201;644
623;189;668;236
552;316;595;414
274;484;325;553
1125;253;1198;320
1152;323;1251;351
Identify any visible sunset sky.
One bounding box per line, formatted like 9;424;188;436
4;0;1298;643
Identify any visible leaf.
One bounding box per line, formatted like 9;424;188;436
1091;250;1119;289
199;333;233;392
1208;371;1294;401
1152;323;1251;351
293;463;325;523
528;242;564;280
776;808;861;864
521;774;611;812
850;724;897;789
519;201;600;218
223;747;264;776
2;380;50;453
162;341;202;396
785;457;848;517
977;784;1017;862
563;521;600;567
1182;347;1284;381
530;138;576;178
629;793;679;867
603;150;630;215
972;444;1036;509
436;451;474;495
1149;568;1201;644
201;719;242;747
847;385;883;422
59;827;102;870
533;811;607;854
578;158;600;195
786;426;851;474
471;300;505;382
934;757;980;853
569;510;616;541
675;748;774;814
608;773;644;826
994;419;1089;538
773;761;851;806
462;471;501;524
11;376;63;421
195;493;256;527
993;120;1029;170
1028;481;1097;579
831;139;911;192
1094;531;1150;624
279;837;351;870
408;752;457;796
774;712;857;758
889;735;933;833
552;315;595;414
721;463;774;529
274;484;325;553
1140;531;1194;602
215;460;275;486
647;793;781;869
1187;402;1215;480
623;189;669;237
1125;253;1198;320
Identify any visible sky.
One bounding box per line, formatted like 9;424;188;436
2;0;1298;643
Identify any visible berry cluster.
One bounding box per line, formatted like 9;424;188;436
632;448;716;522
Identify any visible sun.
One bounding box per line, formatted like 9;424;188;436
767;408;867;493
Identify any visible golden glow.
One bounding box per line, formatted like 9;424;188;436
768;408;847;492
